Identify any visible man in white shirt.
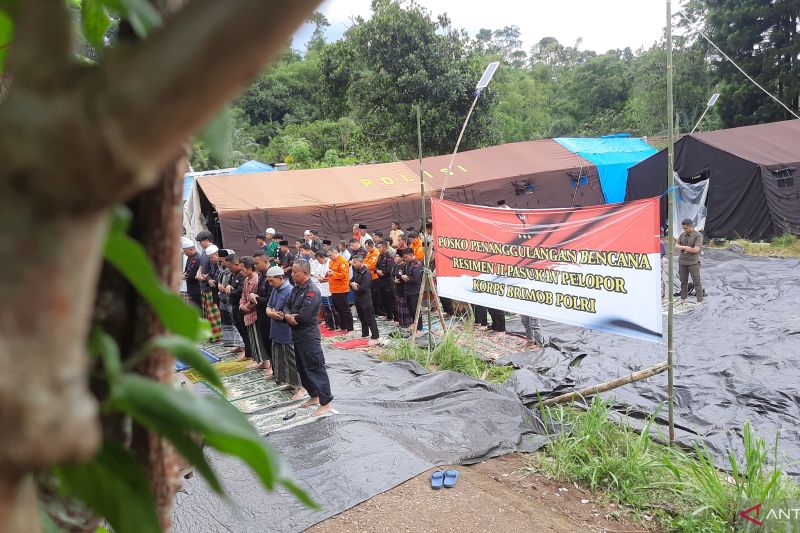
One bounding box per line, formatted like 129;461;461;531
353;224;372;248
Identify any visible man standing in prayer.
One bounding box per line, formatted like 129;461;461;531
521;315;544;348
408;231;425;262
255;234;268;253
375;240;396;321
309;230;323;252
399;247;424;331
676;218;704;304
392;252;408;327
339;240;351;261
321;239;332;254
251;252;274;377
266;266;305;400
350;255;380;342
217;250;244;350
278;240;294;277
353;224;372;248
239;256;270;374
363;239;383;317
312;250;337;330
389;221;404;249
264;228;278;266
225;255;252;360
283;261;334;417
181;237;202;309
328;247;354;334
199;244;223;341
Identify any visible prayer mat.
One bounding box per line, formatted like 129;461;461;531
248;402;338;436
225;378;285;401
319;324;339;337
220;369;268;389
332;338;370;349
175;350;220;372
182;359;250;383
231;386;295;414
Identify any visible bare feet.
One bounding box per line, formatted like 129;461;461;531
233;347;245;354
300;397;320;408
290;388;307;401
524;341;540;349
263;369;274;379
310;404;333;417
236;354;250;362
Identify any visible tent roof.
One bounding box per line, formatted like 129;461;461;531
196;140;595;212
691;119;800;167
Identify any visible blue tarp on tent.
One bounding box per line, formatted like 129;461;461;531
183;160;273;201
555;135;656;203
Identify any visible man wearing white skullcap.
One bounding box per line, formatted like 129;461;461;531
266;265;305;398
181;237;202;308
264;228;278;266
195;230;222;341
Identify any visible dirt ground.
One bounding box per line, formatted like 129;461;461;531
307;453;657;533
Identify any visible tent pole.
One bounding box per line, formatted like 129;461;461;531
417;105;433;358
689;105;710;134
666;0;676;447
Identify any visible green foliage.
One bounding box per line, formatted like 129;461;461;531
382;324;513;384
103;207;210;341
0;9;12;72
80;0;111;49
770;233;798;248
55;440;160;533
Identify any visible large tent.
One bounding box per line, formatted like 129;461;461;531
184;140;607;251
626;120;800;240
184;137;654;252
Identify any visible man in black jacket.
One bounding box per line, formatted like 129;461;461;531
225;255;252;361
374;240;395;320
251;251;273;375
350;255;379;341
181;237;202;308
283;261;333;417
399;247;424;331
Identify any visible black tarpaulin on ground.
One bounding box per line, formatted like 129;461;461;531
502;249;800;476
173;350;547;533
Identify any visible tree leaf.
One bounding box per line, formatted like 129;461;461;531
125;405;224;496
144;335;225;391
279;478;321;511
55;440;160;533
103;210;210;341
81;0;110;49
116;0;161;37
87;326;122;381
111;375;295;497
0;9;12;74
197;105;232;163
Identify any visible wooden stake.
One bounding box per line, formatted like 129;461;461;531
541;361;669;407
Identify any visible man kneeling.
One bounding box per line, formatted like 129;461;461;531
282;260;334;416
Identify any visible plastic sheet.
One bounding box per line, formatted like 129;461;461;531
672;173;710;237
173;350;547;532
502;249;800;476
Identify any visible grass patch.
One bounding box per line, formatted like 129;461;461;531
528;398;800;532
381;324;513;384
708;234;800;258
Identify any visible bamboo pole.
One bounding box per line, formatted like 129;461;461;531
666;0;676;446
541;361;669;407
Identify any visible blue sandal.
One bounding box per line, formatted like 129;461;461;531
430;470;444;490
443;469;459;488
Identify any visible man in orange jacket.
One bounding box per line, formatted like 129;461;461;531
327;247;354;333
408;230;424;261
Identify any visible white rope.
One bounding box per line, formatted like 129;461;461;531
698;31;800;120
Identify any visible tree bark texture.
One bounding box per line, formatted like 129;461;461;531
0;1;320;531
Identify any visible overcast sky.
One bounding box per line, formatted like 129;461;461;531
293;0;683;55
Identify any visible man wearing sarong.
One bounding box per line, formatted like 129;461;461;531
283;261;334;417
181;237;202;309
198;243;222;341
266;266;305;400
239;256;270;374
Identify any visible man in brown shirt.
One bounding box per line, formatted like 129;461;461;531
676;218;703;304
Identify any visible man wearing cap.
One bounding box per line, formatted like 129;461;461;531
201;245;223;341
283;261;334;416
264;228;278;266
676;218;704;304
181;237;202;308
266;266;305;399
353;224;372;248
321;239;332;254
350;254;380;341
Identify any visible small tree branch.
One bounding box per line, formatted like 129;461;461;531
5;0;73;86
100;0;321;177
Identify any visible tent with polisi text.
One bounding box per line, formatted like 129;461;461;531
431;197;663;342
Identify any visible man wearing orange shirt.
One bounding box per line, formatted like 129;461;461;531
408;230;424;261
327;247;354;334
